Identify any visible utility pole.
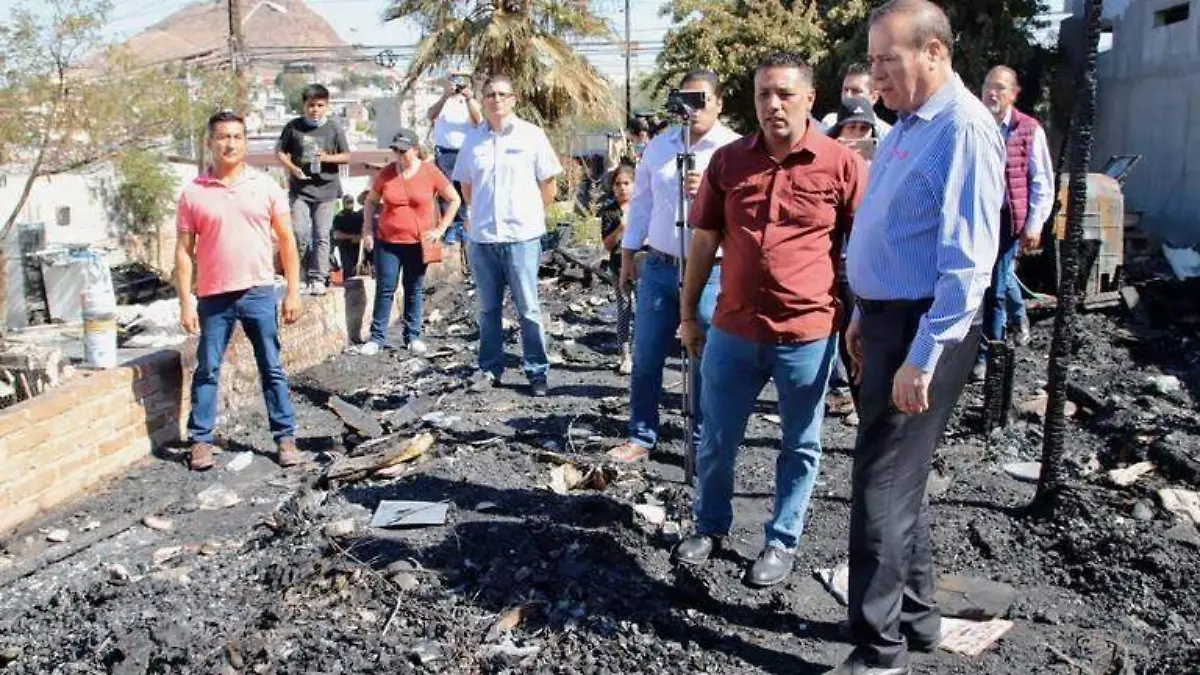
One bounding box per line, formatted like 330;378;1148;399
227;0;246;112
624;0;631;124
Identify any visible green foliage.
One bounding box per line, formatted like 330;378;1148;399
114;149;178;235
330;71;393;95
275;71;311;114
654;0;1048;132
655;0;828;132
385;0;619;128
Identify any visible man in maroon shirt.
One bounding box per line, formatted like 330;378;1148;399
673;52;866;587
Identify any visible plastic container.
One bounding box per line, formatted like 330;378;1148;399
83;311;118;369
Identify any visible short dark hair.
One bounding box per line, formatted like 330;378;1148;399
869;0;955;53
844;62;870;78
679;69;722;98
627;116;650;135
483;74;514;92
302;83;330;103
608;162;636;191
755;52;814;86
206;110;245;135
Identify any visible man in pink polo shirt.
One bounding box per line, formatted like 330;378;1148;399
175;111;303;471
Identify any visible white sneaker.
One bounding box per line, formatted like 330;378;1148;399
353;341;381;356
309;281;327;296
408;339;428;355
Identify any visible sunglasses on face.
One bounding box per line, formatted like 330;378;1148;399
483;91;513;100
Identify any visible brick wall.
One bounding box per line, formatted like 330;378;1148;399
0;350;183;534
0;252;465;534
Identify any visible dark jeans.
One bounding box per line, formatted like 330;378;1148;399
434;147;467;245
847;301;980;670
370;241;426;346
188;285;296;444
979;217;1025;363
335;239;361;274
829;273;856;391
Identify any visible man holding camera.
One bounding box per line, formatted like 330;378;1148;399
427;74;483;246
675;52;865;586
608;71;740;464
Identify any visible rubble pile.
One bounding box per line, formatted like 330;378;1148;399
0;271;1197;674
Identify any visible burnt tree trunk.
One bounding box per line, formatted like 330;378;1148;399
1036;0;1102;504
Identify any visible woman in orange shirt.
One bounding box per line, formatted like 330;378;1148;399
357;129;461;355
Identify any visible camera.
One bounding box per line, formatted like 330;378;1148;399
666;88;708;117
450;74;468;94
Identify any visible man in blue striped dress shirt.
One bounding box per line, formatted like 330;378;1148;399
827;1;1005;674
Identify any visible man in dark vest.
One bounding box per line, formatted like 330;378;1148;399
973;65;1054;379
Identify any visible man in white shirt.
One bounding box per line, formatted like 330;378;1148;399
820;63;893;139
608;70;741;463
452;75;563;397
973;64;1055;378
427;74;483;245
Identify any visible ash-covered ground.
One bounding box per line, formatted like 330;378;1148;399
1;269;1197;675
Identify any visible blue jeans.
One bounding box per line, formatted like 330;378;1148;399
434;148;466;245
695;327;836;551
980;226;1026;362
627;254;720;449
370;241;426;345
188;285;296;443
469;238;549;381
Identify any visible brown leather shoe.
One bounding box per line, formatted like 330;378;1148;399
189;442;216;471
276;439;303;468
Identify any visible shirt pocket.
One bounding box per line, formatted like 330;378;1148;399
727;181;770;231
788;178;839;227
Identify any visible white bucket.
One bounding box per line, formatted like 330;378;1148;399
80;250;117;315
83;311;118;369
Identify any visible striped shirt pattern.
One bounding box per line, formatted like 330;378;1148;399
846;75;1006;372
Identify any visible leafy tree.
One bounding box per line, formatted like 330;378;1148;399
384;0;619;127
0;0;208;242
654;0;1047;131
114;149;179;272
654;0;828;131
275;71;312;113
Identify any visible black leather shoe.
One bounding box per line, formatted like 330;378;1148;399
746;546;795;587
672;535;716;566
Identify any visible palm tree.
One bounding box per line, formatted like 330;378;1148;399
385;0;619;127
1036;0;1102;506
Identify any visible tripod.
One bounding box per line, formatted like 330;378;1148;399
675;120;698;485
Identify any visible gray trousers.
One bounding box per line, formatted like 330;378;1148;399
291;198;336;283
848;301;980;670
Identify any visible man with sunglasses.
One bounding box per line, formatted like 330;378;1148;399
452;75;563;397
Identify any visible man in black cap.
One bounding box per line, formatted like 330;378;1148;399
829;96;881;160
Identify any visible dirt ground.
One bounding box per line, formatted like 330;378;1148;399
1;269;1198;675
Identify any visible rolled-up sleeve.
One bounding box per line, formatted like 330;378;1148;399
1024;126;1055;237
621;146;655;251
534;130;563;182
907;123;1004;372
689;148;726;232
